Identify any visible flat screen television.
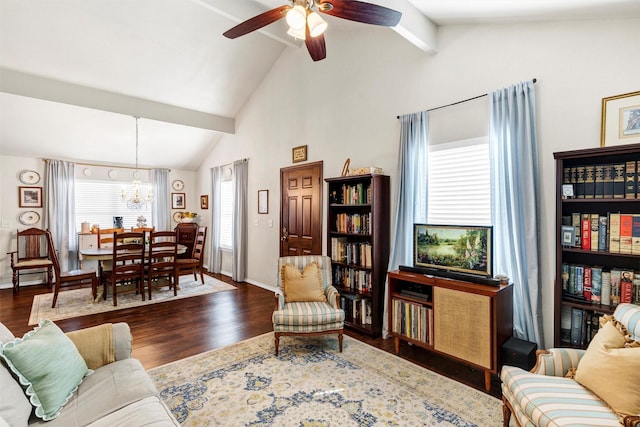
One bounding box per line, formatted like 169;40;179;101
413;224;493;277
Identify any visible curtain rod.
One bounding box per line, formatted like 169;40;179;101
43;158;171;172
396;78;537;119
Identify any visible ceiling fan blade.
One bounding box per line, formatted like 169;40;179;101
223;5;291;39
318;0;401;27
305;23;327;61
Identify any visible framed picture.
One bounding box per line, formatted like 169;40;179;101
292;145;307;163
600;91;640;147
561;225;576;247
258;189;268;214
18;186;43;208
171;193;186;209
200;195;209;210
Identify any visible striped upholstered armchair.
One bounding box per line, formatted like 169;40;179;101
272;255;345;356
501;303;640;427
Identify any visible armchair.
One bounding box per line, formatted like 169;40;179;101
272;255;345;356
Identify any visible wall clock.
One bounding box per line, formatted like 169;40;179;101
19;170;40;185
19;211;40;226
172;180;184;191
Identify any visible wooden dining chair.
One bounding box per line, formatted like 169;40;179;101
97;227;125;248
176;226;207;284
46;231;98;308
7;227;53;294
132;226;155;233
103;231;146;306
146;230;178;299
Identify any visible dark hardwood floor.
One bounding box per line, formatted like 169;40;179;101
0;273;501;399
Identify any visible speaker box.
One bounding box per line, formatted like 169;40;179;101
501;337;537;371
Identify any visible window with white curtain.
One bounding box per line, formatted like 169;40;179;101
75;179;152;229
427;137;491;226
219;177;233;249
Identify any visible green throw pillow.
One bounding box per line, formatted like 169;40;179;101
0;320;90;421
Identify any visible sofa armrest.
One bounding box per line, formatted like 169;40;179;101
531;348;585;377
325;285;341;309
65;322;132;370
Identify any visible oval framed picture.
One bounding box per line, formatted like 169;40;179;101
19;210;41;226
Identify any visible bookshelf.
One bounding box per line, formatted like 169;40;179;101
388;270;513;391
326;174;390;337
554;143;640;348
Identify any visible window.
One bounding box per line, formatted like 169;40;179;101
75;179;152;230
219;177;233;249
427;137;491;226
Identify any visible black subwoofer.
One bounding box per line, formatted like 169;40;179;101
501;337;538;371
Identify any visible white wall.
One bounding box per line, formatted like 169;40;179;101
198;17;640;347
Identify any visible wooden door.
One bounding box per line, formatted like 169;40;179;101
280;161;323;256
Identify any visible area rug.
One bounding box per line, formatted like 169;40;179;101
29;275;236;325
149;334;502;426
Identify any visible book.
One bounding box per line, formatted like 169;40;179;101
575;166;585;198
591;266;602;304
610;269;621;306
582;266;592;301
613;163;626;198
572;212;582;247
570;308;584;347
584;165;595;198
581;215;591;250
620;270;634;304
594;165;604;198
568;264;576;294
608;213;621;254
601;270;612;306
560;305;572;343
598;216;608;251
603;164;614;198
575;265;584;295
632;215;640;255
626;160;637;199
633;277;640;305
590;213;599;251
561;263;570;292
619;214;633;254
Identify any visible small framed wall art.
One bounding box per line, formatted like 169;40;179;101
600;91;640;147
200;195;209;210
19;186;43;208
292;145;307;163
171;193;186;209
258;190;268;214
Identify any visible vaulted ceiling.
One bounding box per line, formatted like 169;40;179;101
1;0;638;170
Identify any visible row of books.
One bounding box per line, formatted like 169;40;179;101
333;265;372;293
391;298;433;345
334;213;371;234
330;238;372;268
329;183;372;205
562;212;640;254
562;160;640;199
560;306;603;347
561;263;640;305
341;295;373;325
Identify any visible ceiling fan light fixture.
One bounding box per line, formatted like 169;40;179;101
287;26;306;40
286;5;307;30
307;11;327;37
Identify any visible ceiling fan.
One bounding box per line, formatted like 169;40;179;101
223;0;402;62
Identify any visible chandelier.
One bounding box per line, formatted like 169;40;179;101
121;116;152;210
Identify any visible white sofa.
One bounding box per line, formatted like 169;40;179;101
0;321;179;427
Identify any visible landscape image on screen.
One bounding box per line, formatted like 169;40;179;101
414;224;492;276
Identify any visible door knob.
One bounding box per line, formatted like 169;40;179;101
281;227;288;241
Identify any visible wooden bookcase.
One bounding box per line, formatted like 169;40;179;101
388;269;513;391
553;143;640;348
325;174;390;337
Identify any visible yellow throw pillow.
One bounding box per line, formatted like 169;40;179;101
574;318;640;418
282;262;327;303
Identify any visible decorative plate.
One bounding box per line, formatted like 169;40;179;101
172;211;183;222
19;170;40;185
19;211;40;226
172;180;184;191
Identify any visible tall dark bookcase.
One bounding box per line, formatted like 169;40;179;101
326;174;390;337
554;143;640;348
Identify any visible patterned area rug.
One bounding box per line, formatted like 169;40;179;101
29;275;236;325
149;334;502;426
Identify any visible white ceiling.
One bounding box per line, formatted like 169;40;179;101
1;0;639;170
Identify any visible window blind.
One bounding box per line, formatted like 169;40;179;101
219;179;233;249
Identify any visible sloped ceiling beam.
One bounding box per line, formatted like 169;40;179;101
0;68;235;134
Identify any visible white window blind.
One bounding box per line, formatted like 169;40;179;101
219;179;233;249
428;137;491;226
75;179;152;230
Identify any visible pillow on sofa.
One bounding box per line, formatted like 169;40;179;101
282;262;327;303
0;319;90;421
574;318;640;418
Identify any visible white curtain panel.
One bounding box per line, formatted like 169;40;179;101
44;159;77;270
209;166;223;274
232;159;248;281
151;168;170;231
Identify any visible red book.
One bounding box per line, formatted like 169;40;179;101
583;266;592;301
619;214;634;254
620;270;634;303
581;218;591;250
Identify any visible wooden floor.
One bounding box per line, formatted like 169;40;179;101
0;273;501;399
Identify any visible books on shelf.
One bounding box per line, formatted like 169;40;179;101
562;307;605;347
563;162;639;199
391;298;433;345
561;211;640;254
332;183;372;205
561;263;640;306
330;238;372;268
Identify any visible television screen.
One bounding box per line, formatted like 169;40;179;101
413;224;493;277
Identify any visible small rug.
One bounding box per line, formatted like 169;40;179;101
29;275;236;325
149;334;502;426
